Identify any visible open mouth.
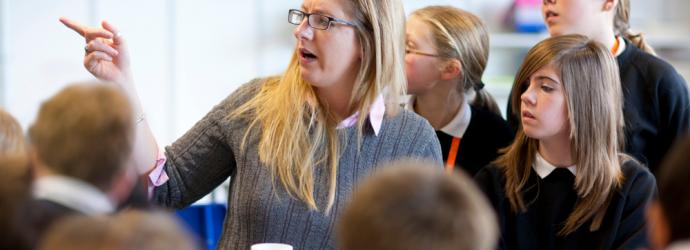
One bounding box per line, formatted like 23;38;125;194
545;11;559;20
299;48;318;60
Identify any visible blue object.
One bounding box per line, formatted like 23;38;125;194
177;204;227;250
514;0;547;33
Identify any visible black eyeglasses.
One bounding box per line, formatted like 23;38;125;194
288;9;355;30
405;48;442;57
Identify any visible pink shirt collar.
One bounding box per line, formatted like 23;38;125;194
335;94;385;136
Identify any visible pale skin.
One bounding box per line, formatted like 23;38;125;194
542;0;624;54
59;18;159;175
404;16;463;130
60;0;363;174
295;0;362;120
520;64;574;167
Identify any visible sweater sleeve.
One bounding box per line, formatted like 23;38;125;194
152;79;262;208
613;162;657;249
655;69;690;172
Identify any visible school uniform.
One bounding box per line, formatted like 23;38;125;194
408;98;514;177
474;153;657;250
507;38;690;174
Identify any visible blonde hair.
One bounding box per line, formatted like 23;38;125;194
614;0;656;55
500;34;625;235
29;83;134;190
0;108;25;156
39;210;198;250
229;0;406;212
410;6;500;116
338;160;498;250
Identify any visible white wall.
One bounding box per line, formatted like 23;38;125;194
1;0;688;204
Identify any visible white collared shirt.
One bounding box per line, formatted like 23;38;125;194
406;96;472;138
614;36;626;57
533;152;577;179
668;240;690;250
33;175;115;215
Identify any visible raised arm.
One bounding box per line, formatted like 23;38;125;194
60;18;158;175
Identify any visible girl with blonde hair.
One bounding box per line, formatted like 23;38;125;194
60;0;442;248
475;35;656;249
507;0;689;173
404;6;513;176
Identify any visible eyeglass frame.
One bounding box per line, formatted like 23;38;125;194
405;48;443;58
288;9;356;30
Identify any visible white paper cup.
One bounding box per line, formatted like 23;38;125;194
250;243;293;250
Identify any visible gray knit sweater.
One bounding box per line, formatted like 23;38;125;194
153;79;442;249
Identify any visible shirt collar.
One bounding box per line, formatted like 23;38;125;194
33;175;115;215
667;240;690;250
336;93;386;136
614;36;626;57
533;152;577;178
405;96;472;138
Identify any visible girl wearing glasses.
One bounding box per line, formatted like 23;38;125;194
475;35;656;249
506;0;690;174
60;0;442;248
404;6;514;176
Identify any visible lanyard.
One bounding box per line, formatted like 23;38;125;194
445;137;461;173
611;37;620;55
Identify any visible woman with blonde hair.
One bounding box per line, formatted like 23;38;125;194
60;0;442;248
475;35;656;249
404;6;513;176
507;0;690;174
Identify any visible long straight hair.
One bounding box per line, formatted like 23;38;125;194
229;0;406;212
410;6;500;116
614;0;656;55
498;35;625;235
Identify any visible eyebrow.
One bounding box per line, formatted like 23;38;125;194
534;75;560;84
300;5;335;16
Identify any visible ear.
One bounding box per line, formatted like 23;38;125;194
440;59;462;81
602;0;618;12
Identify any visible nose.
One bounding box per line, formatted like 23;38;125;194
521;84;537;106
293;17;314;41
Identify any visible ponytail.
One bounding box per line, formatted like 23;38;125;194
614;0;657;55
470;82;501;117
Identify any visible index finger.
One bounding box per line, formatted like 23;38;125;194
60;17;113;39
59;17;85;36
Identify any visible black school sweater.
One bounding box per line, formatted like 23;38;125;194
474;159;657;250
437;106;514;177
